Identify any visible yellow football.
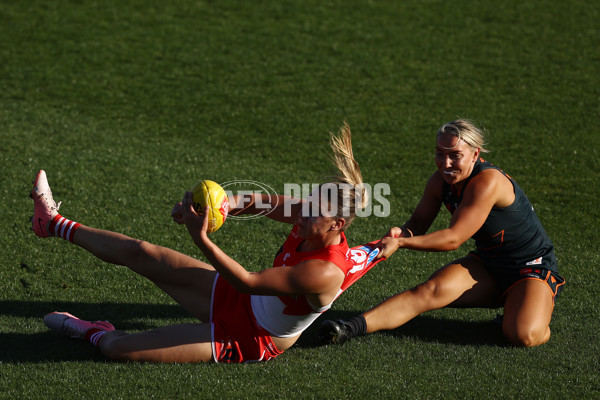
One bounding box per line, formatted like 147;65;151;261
190;180;229;233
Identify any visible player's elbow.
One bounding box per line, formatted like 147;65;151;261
230;279;253;294
439;233;465;251
229;273;260;294
444;241;462;251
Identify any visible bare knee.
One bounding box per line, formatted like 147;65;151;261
114;239;158;270
94;236;148;266
413;279;437;297
503;323;550;347
126;239;155;263
411;279;446;309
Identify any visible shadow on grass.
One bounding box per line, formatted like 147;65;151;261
2;301;506;362
295;309;506;348
0;300;192;363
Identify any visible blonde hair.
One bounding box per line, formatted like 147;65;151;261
323;121;367;230
437;119;489;153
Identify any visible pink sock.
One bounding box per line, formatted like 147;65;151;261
48;215;81;242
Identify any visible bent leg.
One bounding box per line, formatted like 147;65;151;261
99;323;213;363
502;279;555;347
364;257;499;333
72;226;216;321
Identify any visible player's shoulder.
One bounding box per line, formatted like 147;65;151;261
292;258;345;289
471;165;508;187
465;166;514;207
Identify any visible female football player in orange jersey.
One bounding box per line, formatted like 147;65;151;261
33;123;387;363
321;119;565;347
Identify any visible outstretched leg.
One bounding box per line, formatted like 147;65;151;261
44;311;213;363
320;256;499;343
99;323;213;363
362;256;499;333
72;226;217;321
31;170;216;321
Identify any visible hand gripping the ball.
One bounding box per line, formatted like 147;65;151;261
181;191;211;242
171;201;185;224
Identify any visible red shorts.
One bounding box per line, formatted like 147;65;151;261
210;275;283;363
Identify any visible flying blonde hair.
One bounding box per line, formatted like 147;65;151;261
324;121;367;230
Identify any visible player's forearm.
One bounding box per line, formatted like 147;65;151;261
195;237;254;293
401;228;464;252
230;194;301;223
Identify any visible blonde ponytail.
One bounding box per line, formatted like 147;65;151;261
325;121;367;230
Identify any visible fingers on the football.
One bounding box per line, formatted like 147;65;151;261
202;206;210;229
180;194;190;215
170;202;182;217
182;192;193;209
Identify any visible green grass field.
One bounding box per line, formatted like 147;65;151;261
1;0;598;398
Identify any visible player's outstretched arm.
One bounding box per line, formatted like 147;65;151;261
229;193;303;224
171;193;303;225
181;192;341;296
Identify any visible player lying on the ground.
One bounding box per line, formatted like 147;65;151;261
320;119;565;347
33;123;388;363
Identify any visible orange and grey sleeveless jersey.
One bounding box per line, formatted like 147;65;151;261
442;159;557;270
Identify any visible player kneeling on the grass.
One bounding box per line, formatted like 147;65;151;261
320;119;565;347
35;122;388;363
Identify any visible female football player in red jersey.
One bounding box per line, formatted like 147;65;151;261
321;119;565;347
33;122;386;363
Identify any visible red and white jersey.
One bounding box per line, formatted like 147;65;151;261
251;225;384;338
